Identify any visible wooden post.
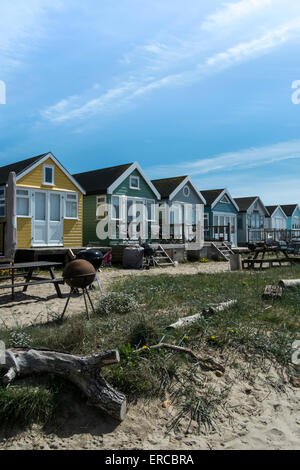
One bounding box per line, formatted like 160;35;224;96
227;222;231;243
230;254;242;271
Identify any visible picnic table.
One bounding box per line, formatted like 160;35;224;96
242;245;294;270
0;261;64;300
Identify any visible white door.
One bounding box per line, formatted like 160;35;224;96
33;191;63;246
33;191;47;246
49;193;63;245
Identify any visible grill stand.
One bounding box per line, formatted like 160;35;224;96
61;287;96;321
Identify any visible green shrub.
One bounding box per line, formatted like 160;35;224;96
97;292;139;316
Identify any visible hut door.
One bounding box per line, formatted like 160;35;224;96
33;191;47;246
48;193;63;246
32;191;63;246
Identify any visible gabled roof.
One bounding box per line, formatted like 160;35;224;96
0;153;48;186
280;204;299;217
234;197;258;212
265;205;288;218
265;205;277;217
200;188;239;211
151;176;187;199
152;175;206;203
0;152;85;194
73;163;133;195
200;189;224;206
234;196;269;215
74;162;161;199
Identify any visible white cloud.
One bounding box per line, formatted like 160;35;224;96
42;19;300;122
204;19;300;70
146;139;300;179
41;0;300;123
202;0;274;32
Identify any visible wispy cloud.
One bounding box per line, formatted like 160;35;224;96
41;0;300;123
146;139;300;179
202;0;274;32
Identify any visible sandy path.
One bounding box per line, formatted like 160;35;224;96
0;261;229;329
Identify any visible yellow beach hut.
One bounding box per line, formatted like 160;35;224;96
0;152;85;250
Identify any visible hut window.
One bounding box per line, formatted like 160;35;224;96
146;200;155;221
111;196;121;220
183;185;190;198
0;187;5;217
16;189;30;216
43;165;54;185
96;196;107;219
65;193;78;219
129;175;140;190
220;195;230;204
204;214;209;230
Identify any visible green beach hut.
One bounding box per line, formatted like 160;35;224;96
73;162;161;246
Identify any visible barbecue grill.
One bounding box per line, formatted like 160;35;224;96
75;249;104;292
61;259;96;320
76;249;104;270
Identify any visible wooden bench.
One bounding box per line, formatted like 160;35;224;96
0;261;64;299
242;258;294;270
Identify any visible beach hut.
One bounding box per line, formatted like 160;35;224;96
280;204;300;230
151;176;206;242
199;188;239;246
73;162;161;246
234;196;269;245
0;152;85;250
265;205;287;230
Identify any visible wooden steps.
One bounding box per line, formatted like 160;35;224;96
211;242;234;261
152;245;175;267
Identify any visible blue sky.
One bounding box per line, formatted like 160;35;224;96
1;0;300;204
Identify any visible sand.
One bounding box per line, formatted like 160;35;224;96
0;261;229;329
0;260;299;450
0;363;299;450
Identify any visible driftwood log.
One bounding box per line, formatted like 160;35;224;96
278;279;300;288
167;300;237;329
0;347;126;421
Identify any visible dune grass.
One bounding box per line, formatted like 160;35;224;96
0;263;299;430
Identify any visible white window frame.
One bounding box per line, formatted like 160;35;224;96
183;185;190;198
204;213;209;231
219;195;230;204
43;164;55;186
16;188;31;218
111;195;122;221
0;187;6;218
129;175;140;190
145;199;156;222
292;216;300;229
96;195;107;220
65;192;78;220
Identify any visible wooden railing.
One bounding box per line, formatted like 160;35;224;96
204;223;231;243
248;228;300;243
